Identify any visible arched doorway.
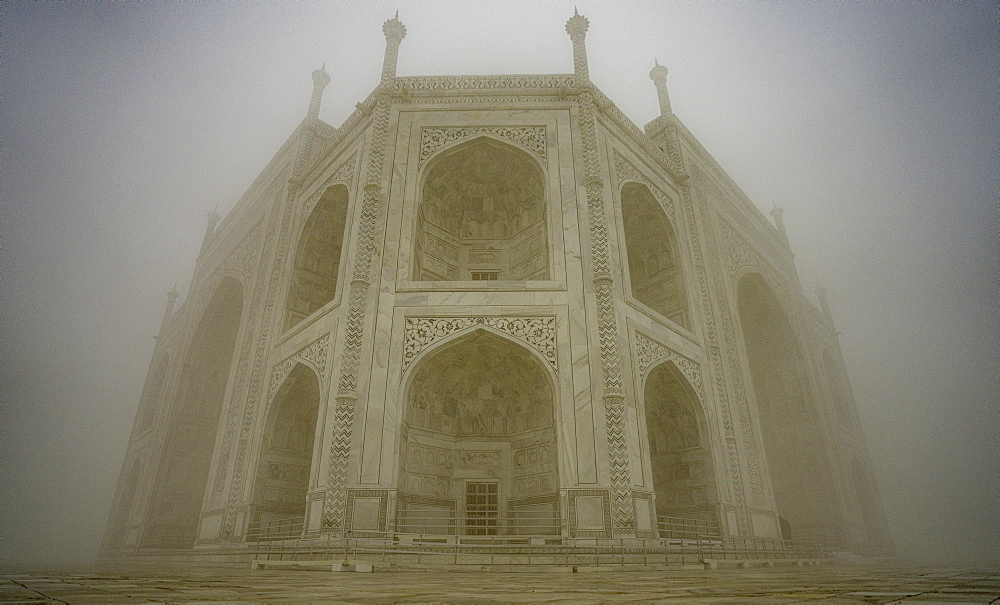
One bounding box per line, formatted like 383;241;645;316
397;330;559;535
250;364;320;537
737;273;836;541
284;184;349;331
144;277;243;548
621;182;690;329
643;361;718;535
413;137;548;281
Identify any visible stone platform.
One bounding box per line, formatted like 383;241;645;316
1;565;997;603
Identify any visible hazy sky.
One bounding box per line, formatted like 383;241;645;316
1;1;996;566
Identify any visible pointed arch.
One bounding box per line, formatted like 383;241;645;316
401;323;558;389
284;184;350;330
413;136;549;281
396;329;559;536
250;363;321;535
642;360;718;525
145;276;243;548
621;182;690;329
737;272;836;541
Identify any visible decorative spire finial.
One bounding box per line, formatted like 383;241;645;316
815;281;833;323
649;59;671;115
159;285;181;336
566;7;589;40
200;209;221;255
308;64;331;120
769;205;789;246
382;10;407;42
565;9;590;81
381;11;407;84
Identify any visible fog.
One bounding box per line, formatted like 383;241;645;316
1;1;996;567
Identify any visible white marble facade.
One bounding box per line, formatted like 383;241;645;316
103;12;890;554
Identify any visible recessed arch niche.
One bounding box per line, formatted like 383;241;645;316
737;273;836;541
413;137;549;282
621;182;690;329
145;277;243;548
251;363;321;534
284;184;349;331
397;330;558;535
643;361;718;526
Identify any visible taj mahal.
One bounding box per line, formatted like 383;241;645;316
102;11;892;565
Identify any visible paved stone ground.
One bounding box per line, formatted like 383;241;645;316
0;565;997;604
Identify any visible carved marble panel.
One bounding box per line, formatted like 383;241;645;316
419;126;546;168
267;334;330;403
634;332;703;398
402;316;557;372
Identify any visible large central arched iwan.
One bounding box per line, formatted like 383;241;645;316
145;277;243;548
397;330;558;535
413;137;548;281
737;274;836;541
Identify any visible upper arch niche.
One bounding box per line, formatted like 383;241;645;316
413;137;548;282
284;185;349;331
621;182;690;329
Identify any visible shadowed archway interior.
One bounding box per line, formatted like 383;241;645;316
644;361;718;524
738;273;837;541
145;277;243;548
284;185;349;331
621;182;690;329
251;363;320;532
414;137;548;281
397;330;558;535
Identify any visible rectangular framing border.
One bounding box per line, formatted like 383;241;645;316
396;493;457;535
506;494;560;536
345;489;388;537
631;491;656;538
566;489;612;538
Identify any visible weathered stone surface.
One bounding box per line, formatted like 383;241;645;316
2;567;998;603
